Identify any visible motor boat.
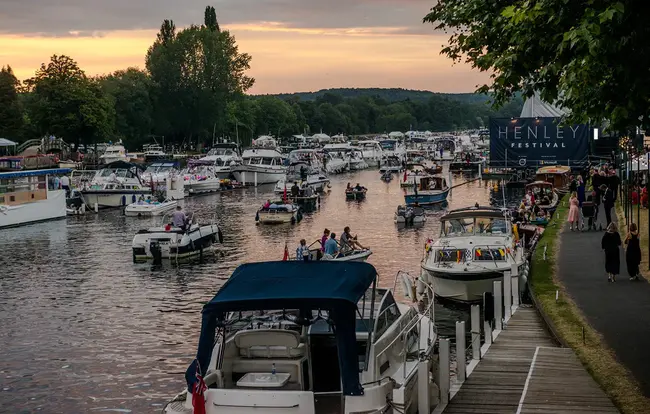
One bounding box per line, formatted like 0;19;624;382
143;144;169;162
535;165;572;195
125;196;178;217
141;161;180;185
449;153;485;173
346;150;369;170
525;181;559;213
66;188;86;215
404;175;450;206
274;149;330;194
182;159;221;194
131;214;223;261
321;151;348;174
256;201;303;224
378;138;406;162
81;161;151;209
394;205;426;225
354;140;384;167
231;146;286;186
380;172;393;182
345;186;367;200
300;238;373;262
162;261;436;414
99;142;130;164
379;155;403;173
200;143;242;179
421;205;528;303
431;137;456;161
400;164;434;188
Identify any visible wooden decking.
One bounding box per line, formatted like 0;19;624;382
442;307;619;414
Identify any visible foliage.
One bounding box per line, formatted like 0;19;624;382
0;65;24;140
423;0;650;133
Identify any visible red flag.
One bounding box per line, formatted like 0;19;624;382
282;242;289;261
192;361;207;414
403;170;407;183
283;184;288;203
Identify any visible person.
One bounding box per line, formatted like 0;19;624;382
291;182;300;198
171;205;188;232
263;199;271;209
346;183;352;191
108;171;117;182
296;239;310;261
60;174;71;197
354;183;364;191
625;223;641;281
609;169;621;201
632;187;639;205
428;180;437;190
601;184;615;226
577;175;585;207
569;175;577;193
320;229;330;251
642;187;648;208
341;226;366;250
602;222;621;282
567;191;580;231
324;232;339;258
53;175;61;190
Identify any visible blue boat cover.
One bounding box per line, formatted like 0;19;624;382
186;261;377;396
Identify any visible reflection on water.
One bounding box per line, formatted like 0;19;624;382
0;169;518;413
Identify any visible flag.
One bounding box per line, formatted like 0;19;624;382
283;243;289;261
192;360;207;414
283;184;288;203
457;250;461;263
403;170;407;183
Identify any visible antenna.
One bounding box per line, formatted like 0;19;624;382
502;179;506;208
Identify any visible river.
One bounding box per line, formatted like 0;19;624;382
0;168;522;413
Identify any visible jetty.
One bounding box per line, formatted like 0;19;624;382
432;280;619;414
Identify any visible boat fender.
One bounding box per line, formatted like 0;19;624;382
218;228;223;243
416;278;425;295
400;273;414;301
255;211;259;222
291;216;296;224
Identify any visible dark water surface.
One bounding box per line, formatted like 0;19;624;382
0;169;515;413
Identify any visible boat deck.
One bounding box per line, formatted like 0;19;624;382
442;308;619;414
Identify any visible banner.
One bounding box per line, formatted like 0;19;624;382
489;117;589;167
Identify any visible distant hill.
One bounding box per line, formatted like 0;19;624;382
267;88;494;105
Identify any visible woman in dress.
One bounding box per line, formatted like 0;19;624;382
567;191;580;231
602;222;622;282
625;223;641;281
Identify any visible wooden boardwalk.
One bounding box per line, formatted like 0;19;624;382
442;307;619;414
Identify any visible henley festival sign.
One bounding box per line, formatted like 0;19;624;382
489;117;589;167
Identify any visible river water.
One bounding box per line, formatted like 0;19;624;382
0;169;520;413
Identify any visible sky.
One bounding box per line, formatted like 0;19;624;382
0;0;489;94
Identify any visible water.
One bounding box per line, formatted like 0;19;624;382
0;169;519;413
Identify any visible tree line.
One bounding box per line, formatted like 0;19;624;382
0;6;522;152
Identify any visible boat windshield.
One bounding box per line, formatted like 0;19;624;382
442;216;508;236
475;217;508;235
99;168;131;178
442;218;474;236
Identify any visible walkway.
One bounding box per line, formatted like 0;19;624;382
442;308;617;413
557;208;650;396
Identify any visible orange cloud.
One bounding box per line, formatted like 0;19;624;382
0;23;489;94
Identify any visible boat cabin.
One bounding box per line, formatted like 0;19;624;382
207;143;240;157
143;162;177;175
416;176;447;191
0;168;71;206
536;165;571;189
242;150;284;167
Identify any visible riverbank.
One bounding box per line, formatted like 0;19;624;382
529;198;650;414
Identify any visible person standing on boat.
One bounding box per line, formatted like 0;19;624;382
625;223;641;281
323;232;339;258
296;239;310;261
60;174;71;197
602;222;622;282
172;205;188;233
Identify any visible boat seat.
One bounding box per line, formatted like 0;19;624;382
234;329;306;358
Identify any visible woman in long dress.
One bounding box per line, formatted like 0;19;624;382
567;191;580;231
602;222;622;282
625;223;641;281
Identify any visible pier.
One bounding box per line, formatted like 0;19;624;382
433;281;619;414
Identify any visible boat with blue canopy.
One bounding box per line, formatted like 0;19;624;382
163;261;436;414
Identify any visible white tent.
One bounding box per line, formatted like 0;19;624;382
388;131;404;139
0;138;17;147
311;133;331;143
520;92;568;118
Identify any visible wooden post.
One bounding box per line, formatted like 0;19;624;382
254;171;258;187
503;271;512;322
471;305;481;361
484;320;492;346
494;281;503;331
511;264;520;310
418;360;430;414
456;321;466;381
439;338;450;405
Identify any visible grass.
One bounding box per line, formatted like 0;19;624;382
529;197;650;414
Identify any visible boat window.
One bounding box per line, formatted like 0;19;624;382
442;218;474;236
475;217;507;235
373;292;401;341
261;158;273;165
473;247;508;261
436;249;468;263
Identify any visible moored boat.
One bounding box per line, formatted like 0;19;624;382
525;181;559;213
256;201;303;224
125;197;178;217
404;175;450;206
394;205;426;225
182;159;221;194
81;161;151;209
345;186;367;200
536;165;571;194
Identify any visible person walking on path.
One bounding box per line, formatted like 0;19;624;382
625;223;641;281
602;222;622;282
568;191;580;231
601;184;615;226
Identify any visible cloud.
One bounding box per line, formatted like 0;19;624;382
0;0;437;37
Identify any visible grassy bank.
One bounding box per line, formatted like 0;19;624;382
529;198;650;413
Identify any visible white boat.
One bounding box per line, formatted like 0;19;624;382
231;148;286;186
321;151;348;174
379;155;403;173
274;149;330;194
182;160;221;194
132;215;222;261
394;205;426;224
125;198;178;217
162;261;436;414
354;140;384;167
143;144;169;162
431;137;456;161
99;143;130;164
0;168;70;229
141;161;179;185
404;175;450;206
421;206;527;303
81;162;151;209
255;202;302;224
379;139;406;162
200;143;242;179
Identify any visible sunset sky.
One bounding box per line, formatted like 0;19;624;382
0;0;489;94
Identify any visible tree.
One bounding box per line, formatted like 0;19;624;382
157;19;176;45
204;6;220;32
25;55;114;148
424;0;649;133
0;66;25;141
254;96;297;137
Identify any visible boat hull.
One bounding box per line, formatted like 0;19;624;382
394;214;426;224
423;266;525;303
0;190;66;229
186;179;220;194
404;189;450;206
257;211;299;224
132;224;221;261
124;201;178;217
81;189;151;208
231;166;286;185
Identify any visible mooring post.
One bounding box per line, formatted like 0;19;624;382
254;171;258;187
484;320;492;346
439;338;450;405
456;321;466;381
418;359;430;414
503;271;512;322
471;305;481;361
511;263;520;310
494;281;503;332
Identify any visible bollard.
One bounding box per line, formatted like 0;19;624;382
242;171;246;185
254;172;258;187
94;202;98;213
471;305;480;361
418;360;430;414
478;163;483;179
503;270;512;321
493;281;503;331
512;271;520;308
484;320;492;346
456;321;466;381
439;338;450;405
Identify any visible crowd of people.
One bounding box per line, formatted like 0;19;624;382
294;227;367;261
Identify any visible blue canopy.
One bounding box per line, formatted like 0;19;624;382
187;261;377;396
